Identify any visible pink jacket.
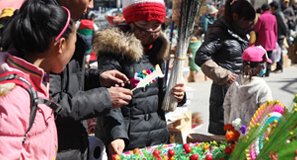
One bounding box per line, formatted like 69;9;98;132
254;11;278;51
0;53;57;160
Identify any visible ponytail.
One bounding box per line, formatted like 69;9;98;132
4;0;73;56
242;61;259;81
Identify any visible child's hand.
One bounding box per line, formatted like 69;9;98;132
108;139;125;156
171;83;185;102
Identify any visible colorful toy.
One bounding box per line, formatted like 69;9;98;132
114;96;297;160
116;141;230;160
246;101;285;160
131;64;164;91
230;97;297;160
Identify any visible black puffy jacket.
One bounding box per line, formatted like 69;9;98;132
94;27;171;150
196;18;249;75
195;18;249;135
50;35;112;160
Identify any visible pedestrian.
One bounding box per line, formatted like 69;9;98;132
224;46;273;126
0;0;76;159
77;12;98;69
270;1;289;73
187;36;202;82
41;0;133;160
0;8;15;51
199;5;218;34
93;0;186;156
254;3;278;77
195;0;255;135
282;0;296;32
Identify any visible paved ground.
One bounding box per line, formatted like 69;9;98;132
185;64;297;135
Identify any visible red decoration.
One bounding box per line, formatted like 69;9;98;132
224;124;234;131
153;149;161;159
168;149;175;158
111;154;120;160
183;144;191;153
190;154;199;160
225;146;232;154
225;130;240;142
205;154;213;160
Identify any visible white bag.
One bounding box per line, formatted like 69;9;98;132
272;43;281;63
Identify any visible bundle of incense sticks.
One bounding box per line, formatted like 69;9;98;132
162;0;201;112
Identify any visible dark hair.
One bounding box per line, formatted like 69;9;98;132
270;1;279;10
3;0;73;56
224;0;256;23
261;4;270;11
256;7;263;14
242;61;260;80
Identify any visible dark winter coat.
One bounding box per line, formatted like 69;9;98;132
196;18;248;75
50;35;112;160
93;27;171;151
274;11;289;40
195;18;249;135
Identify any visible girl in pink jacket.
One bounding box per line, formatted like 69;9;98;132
0;0;76;159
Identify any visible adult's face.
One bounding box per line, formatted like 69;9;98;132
232;13;254;36
59;0;93;20
270;7;276;14
283;1;289;8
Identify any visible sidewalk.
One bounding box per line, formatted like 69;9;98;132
185;64;297;135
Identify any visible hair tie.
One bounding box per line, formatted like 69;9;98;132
55;6;71;42
230;0;237;6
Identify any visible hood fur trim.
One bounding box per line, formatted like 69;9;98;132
93;28;143;61
93;28;170;62
156;32;170;61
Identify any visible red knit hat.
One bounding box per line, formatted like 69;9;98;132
123;0;166;24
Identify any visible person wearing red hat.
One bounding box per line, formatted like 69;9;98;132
223;46;273;127
93;0;186;157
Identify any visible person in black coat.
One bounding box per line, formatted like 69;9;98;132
270;1;289;72
93;0;186;157
195;0;255;135
44;0;133;160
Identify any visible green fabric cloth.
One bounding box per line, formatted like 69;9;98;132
77;29;94;36
188;40;202;71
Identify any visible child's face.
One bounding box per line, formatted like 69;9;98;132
257;63;267;77
52;26;77;73
131;20;162;47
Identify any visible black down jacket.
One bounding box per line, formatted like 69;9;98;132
50;35;112;160
195;18;249;135
195;18;249;75
94;27;176;151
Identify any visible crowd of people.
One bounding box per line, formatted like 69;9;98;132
0;0;296;159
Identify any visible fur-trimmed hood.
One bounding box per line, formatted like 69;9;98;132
93;27;170;62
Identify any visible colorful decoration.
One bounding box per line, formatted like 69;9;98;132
224;118;247;143
113;96;297;160
130;64;164;91
246;101;285;160
230;98;297;160
116;142;230;160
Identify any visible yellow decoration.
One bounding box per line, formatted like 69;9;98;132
204;143;210;150
265;137;269;141
133;148;140;154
